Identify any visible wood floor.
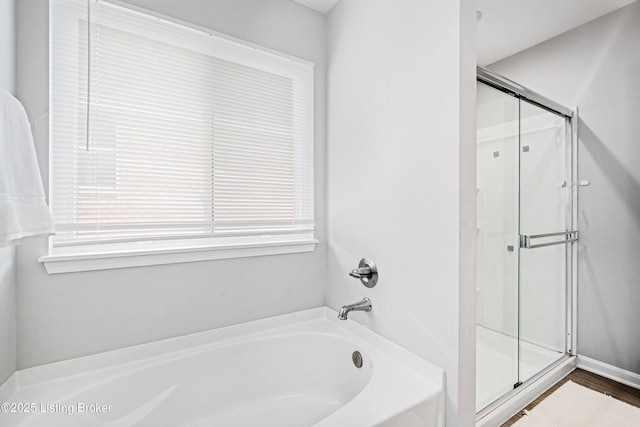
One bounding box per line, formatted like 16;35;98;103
502;368;640;426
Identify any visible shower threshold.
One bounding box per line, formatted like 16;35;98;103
476;353;576;427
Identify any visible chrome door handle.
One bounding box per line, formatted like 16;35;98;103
519;231;578;249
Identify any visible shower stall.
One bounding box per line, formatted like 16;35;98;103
475;67;578;416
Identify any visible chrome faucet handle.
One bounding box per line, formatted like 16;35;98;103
349;267;371;279
348;258;378;288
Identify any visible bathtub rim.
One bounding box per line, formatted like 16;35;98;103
0;307;444;411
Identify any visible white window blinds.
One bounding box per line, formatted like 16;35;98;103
50;0;314;252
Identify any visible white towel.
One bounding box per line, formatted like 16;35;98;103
0;87;54;246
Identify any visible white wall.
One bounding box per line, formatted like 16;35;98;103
0;0;15;93
15;0;327;369
0;0;16;386
326;1;477;426
0;247;16;385
490;2;640;374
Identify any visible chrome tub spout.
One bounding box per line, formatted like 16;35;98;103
338;297;372;320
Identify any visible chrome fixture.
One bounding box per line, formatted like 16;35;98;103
338;297;372;320
519;231;578;249
349;258;378;288
477;66;573;118
352;351;363;368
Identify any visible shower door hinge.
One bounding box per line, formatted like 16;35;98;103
513;381;523;389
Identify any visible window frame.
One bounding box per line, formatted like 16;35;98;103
40;0;316;274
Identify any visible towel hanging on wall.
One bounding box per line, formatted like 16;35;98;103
0;87;54;246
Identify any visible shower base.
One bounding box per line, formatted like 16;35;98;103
476;324;564;412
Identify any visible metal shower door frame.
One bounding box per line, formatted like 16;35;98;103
475;66;579;421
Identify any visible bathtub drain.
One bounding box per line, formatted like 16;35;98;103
352;351;363;368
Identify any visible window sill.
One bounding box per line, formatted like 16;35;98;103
38;238;318;274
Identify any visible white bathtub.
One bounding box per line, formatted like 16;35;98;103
0;308;444;427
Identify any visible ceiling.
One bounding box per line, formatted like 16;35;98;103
477;0;636;65
292;0;636;66
292;0;339;14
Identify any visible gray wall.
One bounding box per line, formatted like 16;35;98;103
326;1;477;425
15;0;327;369
491;2;640;374
0;0;17;386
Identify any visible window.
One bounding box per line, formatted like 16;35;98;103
42;0;315;273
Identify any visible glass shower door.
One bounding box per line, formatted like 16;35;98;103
476;82;520;411
517;100;570;383
476;82;573;413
